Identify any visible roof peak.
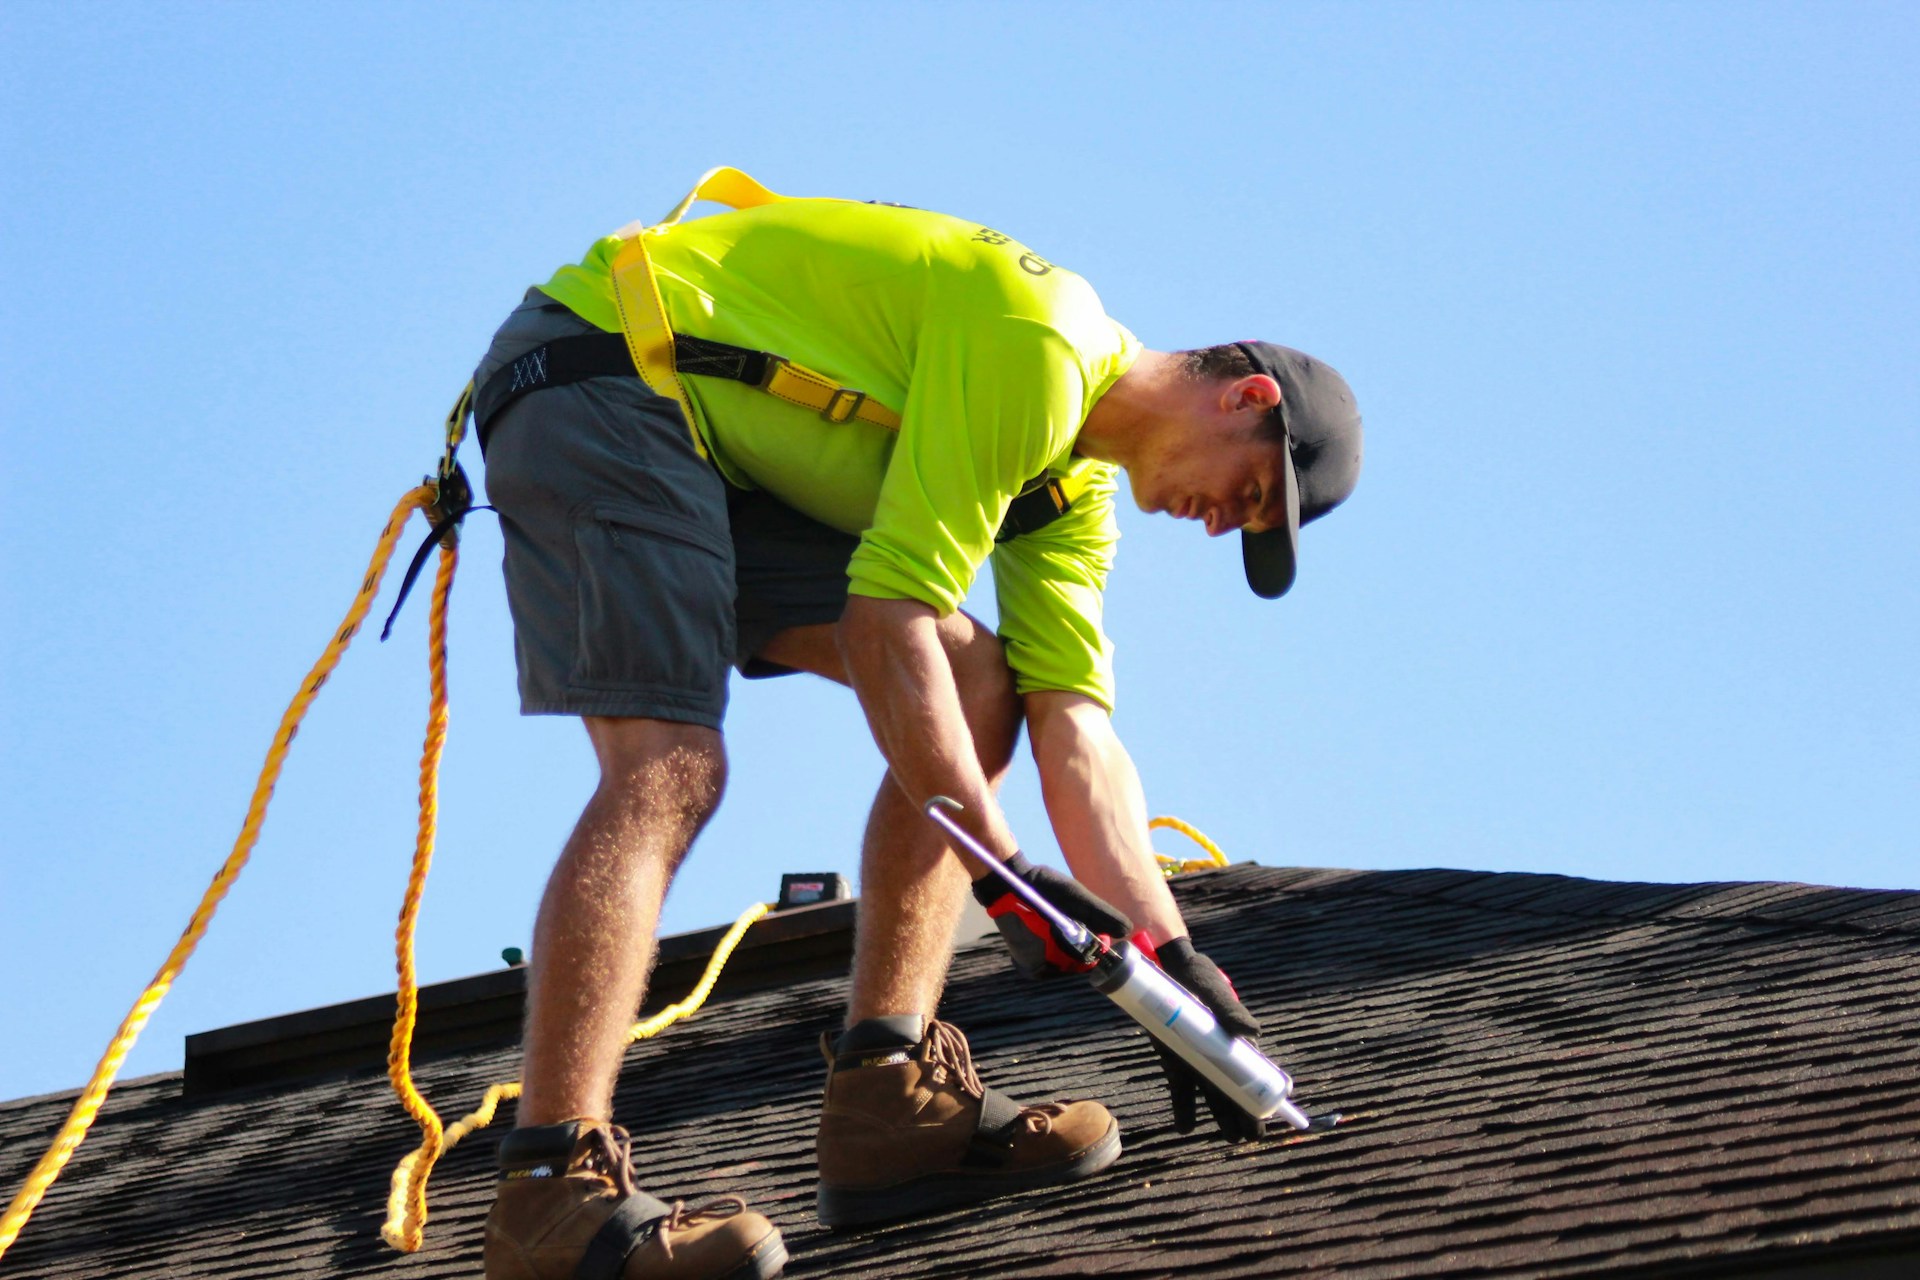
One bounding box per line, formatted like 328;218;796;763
1225;864;1920;941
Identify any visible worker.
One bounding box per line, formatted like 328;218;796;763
469;173;1362;1280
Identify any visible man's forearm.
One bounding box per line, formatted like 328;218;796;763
837;594;1015;872
1026;691;1187;944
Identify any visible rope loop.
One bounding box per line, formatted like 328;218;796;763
1150;815;1231;876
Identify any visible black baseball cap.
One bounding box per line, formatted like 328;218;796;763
1233;341;1363;599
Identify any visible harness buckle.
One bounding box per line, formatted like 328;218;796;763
430;461;474;530
822;388;867;424
754;353;787;389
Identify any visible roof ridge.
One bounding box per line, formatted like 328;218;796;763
1210;864;1920;943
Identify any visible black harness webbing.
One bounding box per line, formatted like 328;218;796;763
473;333;785;453
472;332;643;452
472;332;1076;543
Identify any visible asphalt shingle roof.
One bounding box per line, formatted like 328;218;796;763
5;863;1919;1278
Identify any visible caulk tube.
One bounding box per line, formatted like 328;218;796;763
1091;943;1312;1131
923;797;1312;1131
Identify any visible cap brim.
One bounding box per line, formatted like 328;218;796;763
1241;443;1301;599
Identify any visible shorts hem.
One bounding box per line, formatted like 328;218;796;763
520;696;724;729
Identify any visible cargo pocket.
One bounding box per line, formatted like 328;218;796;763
569;500;736;700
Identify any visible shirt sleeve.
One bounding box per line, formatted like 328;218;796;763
846;317;1085;614
990;462;1120;711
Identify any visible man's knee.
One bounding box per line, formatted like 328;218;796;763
760;611;1019;774
933;614;1021;777
584;716;728;832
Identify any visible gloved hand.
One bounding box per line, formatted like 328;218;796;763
1150;936;1268;1142
971;853;1132;978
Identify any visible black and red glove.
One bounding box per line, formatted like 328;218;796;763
971;853;1132;978
1146;935;1269;1142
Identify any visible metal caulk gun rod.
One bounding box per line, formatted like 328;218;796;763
924;797;1093;950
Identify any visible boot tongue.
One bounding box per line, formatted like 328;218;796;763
834;1014;926;1055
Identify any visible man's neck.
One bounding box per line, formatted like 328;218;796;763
1077;349;1183;468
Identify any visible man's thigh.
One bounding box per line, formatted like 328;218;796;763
477;294;736;728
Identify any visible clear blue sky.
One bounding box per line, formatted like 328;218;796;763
2;2;1914;1103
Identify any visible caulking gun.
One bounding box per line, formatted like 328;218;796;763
925;797;1320;1132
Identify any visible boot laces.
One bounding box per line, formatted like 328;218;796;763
576;1125;745;1259
925;1020;987;1097
924;1020;1061;1135
657;1196;747;1260
577;1123;641;1199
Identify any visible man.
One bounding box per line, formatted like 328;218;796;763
470;169;1361;1280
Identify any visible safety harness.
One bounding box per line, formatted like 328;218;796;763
473;166;1094;544
471;327;1086;544
387;165;1100;645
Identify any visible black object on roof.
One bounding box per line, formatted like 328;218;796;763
4;863;1920;1279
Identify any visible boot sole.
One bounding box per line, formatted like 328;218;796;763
814;1121;1122;1229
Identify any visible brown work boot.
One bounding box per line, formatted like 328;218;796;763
814;1015;1121;1227
484;1121;787;1279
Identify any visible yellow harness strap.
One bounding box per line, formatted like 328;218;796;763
608;167;902;456
756;356;902;430
610;234;703;457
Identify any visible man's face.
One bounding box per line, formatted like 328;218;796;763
1127;376;1293;537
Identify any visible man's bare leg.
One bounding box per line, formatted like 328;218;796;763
517;716;726;1126
785;611;1124;1229
754;612;1020;1023
491;716;785;1277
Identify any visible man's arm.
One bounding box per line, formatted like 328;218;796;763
1024;690;1186;944
1026;689;1271;1140
837;594;1016;874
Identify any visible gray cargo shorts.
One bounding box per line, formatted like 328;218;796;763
474;290;859;728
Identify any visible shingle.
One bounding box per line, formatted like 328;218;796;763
4;864;1919;1279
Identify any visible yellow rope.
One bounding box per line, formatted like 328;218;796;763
0;486;437;1263
626;901;771;1044
1150;815;1231;876
380;536;458;1252
380;899;771;1251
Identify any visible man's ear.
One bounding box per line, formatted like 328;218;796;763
1223;374;1282;415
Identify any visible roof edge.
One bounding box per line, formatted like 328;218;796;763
180;896;859;1097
